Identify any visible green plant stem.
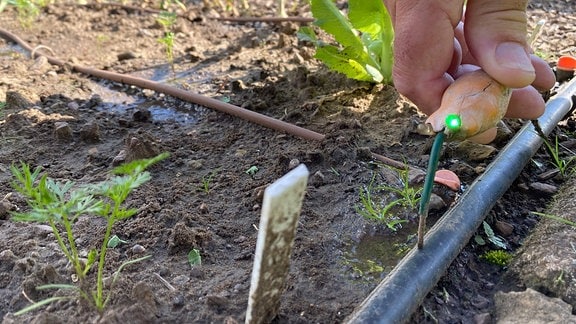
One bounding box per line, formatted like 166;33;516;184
417;132;445;249
95;211;116;312
50;219;84;279
62;214;84;278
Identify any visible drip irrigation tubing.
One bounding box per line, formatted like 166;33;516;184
346;77;576;323
0;27;325;141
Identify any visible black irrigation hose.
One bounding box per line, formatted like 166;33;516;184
346;76;576;324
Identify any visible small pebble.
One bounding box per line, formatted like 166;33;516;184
117;52;137;61
112;150;127;166
0;200;15;220
79;122;100;143
131;244;146;254
67;101;79;110
172;294;185;307
474;313;491;324
187;159;204;169
234;236;246;244
288;158;300;170
495;220;514;237
428;193;446;211
172;275;190;285
310;171;325;187
54;121;72;140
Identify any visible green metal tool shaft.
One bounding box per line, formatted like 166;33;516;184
417;131;445;249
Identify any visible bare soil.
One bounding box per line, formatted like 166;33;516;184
0;1;574;323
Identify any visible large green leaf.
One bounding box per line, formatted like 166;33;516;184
310;0;364;50
315;46;375;82
349;0;394;83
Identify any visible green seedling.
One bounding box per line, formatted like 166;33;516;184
188;248;202;266
207;0;250;16
245;165;259;176
532;211;576;228
480;250;512;267
200;170;218;193
356;170;418;231
4;0;40;28
298;0;394;83
107;234;128;248
474;221;507;250
540;135;576;178
0;101;6;119
10;152;169;313
161;0;186;11
377;166;421;209
554;270;566;287
156;11;177;71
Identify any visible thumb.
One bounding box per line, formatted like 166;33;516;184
464;0;535;88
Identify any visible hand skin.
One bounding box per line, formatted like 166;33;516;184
383;0;556;119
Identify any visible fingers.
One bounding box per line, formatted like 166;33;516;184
464;0;536;88
505;86;546;119
390;0;464;114
531;54;557;91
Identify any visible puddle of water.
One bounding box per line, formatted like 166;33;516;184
90;80;203;124
0;44;28;59
342;223;417;281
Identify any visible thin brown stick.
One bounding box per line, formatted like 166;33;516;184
81;2;314;24
209;16;314;23
371;153;410;170
81;2;195;22
0;27;324;141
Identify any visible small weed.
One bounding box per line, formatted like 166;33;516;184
474;221;507;249
532;211;576;228
540;135;576;178
0;101;5;119
156;10;177;71
200;170;217;193
206;0;250;16
329;167;340;177
188;248;202;266
161;0;186;11
375;167;421;210
356;167;420;231
11;152;169;313
554;270;565;287
245;165;258;176
106;234;128;248
0;0;44;28
480;250;513;267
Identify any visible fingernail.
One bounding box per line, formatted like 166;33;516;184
495;42;535;74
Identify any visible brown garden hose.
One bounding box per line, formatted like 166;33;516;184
0;27;325;141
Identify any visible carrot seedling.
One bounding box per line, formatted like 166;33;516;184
298;0;394;84
10;152;169;314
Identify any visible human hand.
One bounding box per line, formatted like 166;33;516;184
384;0;555;119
